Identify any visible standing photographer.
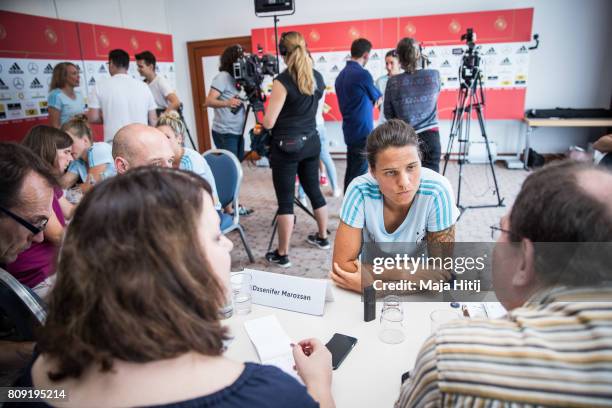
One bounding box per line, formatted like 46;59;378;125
206;45;246;161
263;31;329;268
384;38;442;172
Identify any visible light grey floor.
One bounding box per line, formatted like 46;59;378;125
229;159;528;278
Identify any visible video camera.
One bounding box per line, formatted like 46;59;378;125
459;28;481;86
232;52;278;112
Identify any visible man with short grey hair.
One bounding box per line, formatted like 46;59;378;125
397;161;612;407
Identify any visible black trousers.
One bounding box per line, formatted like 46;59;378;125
417;129;441;173
344;140;368;192
270;135;326;215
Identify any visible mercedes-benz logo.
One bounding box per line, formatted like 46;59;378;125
13;78;24;90
28;63;39;75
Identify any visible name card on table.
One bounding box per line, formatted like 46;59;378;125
243;268;334;316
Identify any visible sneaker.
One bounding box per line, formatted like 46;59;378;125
238;205;254;216
265;250;291;268
307;233;330;249
320;174;329;186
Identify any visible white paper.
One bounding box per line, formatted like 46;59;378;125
483;302;507;319
243;315;302;383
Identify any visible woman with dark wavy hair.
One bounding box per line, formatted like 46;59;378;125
24;167;335;408
205;45;246;160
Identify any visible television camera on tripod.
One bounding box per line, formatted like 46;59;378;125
229;47;278;161
442;28;505;216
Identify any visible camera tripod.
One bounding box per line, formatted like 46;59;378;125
442;63;504;216
266;196;327;252
177;104;197;150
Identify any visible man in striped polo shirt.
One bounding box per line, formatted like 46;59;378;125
397;161;612;407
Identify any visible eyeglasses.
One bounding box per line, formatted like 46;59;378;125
490;224;519;241
0;206;48;235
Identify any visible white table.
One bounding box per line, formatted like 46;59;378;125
223;287;451;408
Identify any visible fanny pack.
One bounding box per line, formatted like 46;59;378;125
275;133;309;154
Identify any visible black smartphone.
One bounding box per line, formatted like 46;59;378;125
325;333;358;370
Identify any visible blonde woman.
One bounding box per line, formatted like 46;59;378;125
47;62;85;128
156;111;220;209
262;31;329;267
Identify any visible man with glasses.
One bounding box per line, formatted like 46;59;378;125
0;142;55;374
0;143;55;265
397;160;612;407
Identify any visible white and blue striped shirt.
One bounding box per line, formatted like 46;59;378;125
340;168;458;244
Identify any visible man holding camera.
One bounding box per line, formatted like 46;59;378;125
335;38;382;192
135;50;181;116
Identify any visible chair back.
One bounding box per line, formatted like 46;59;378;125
203;149;242;219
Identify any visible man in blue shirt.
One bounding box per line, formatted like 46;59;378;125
335;38;382;192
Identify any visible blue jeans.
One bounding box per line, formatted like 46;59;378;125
344;140;368;192
212;130;244;161
298;125;339;198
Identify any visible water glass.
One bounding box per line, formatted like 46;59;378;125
230;272;252;315
430;309;462;333
378;296;405;344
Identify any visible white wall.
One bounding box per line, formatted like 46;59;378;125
3;0;611;154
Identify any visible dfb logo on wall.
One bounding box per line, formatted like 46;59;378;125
28;63;39;75
30;78;43;89
9;63;24;74
13;78;24;90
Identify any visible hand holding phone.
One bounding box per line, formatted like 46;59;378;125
325;333;358;370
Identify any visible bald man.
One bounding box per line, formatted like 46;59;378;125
112;123;175;174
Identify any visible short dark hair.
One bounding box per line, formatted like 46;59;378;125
351;38;372;59
22;125;73;172
396;37;419;74
135;50;156;67
510;160;612;287
38;167;228;381
108;49;130;69
0;142;56;210
219;45;244;73
366;119;420;169
385;49;398;59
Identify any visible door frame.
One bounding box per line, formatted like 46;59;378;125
187;36;251;152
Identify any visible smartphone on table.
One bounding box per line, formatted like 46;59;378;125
325;333;357;370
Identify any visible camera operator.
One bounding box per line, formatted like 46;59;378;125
384;38;442;172
205;45;246;161
262;31;329;268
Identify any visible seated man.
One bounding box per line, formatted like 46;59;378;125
112;123;175;173
397;160;612;407
0;143;56;373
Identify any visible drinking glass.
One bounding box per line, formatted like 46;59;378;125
378;296;405;344
230;272;252;315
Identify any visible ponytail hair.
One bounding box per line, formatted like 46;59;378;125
61;115;93;142
280;32;314;96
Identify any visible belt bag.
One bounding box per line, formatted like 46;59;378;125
276;133;308;154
